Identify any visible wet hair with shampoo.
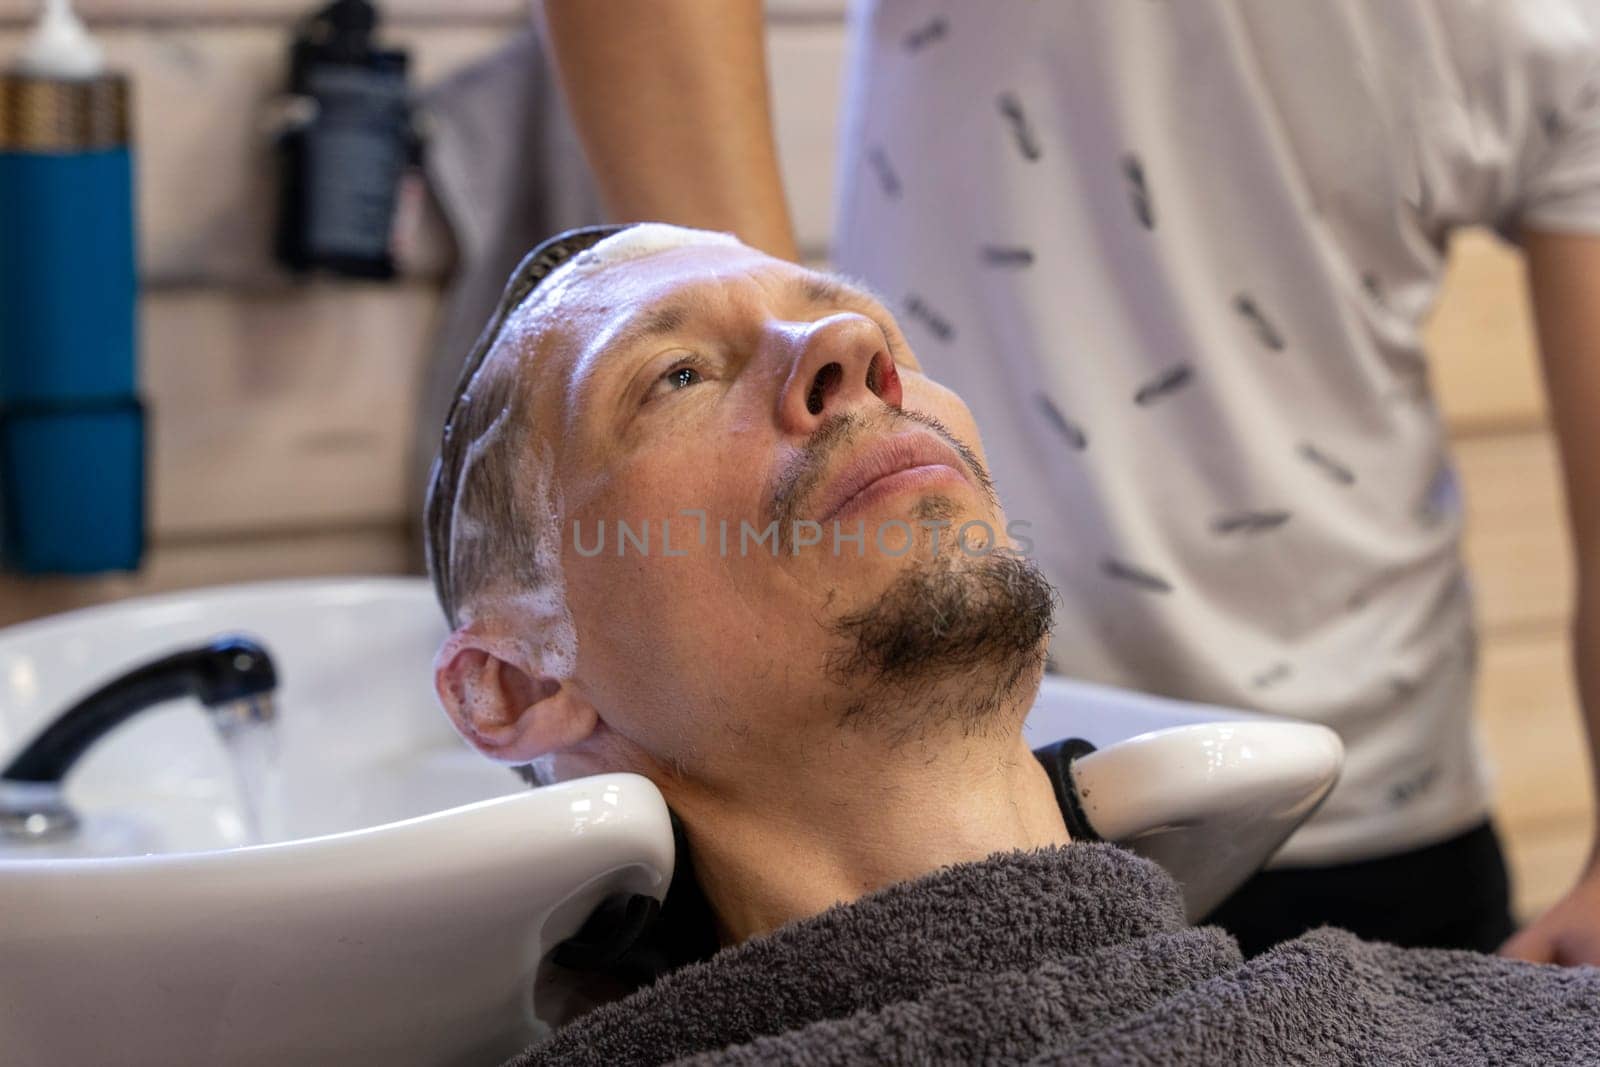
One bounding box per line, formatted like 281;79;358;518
424;224;741;785
425;223;740;628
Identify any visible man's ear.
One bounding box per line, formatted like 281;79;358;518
433;629;597;765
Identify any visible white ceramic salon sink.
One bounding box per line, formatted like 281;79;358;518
0;577;1341;1066
0;579;674;1066
1024;692;1344;921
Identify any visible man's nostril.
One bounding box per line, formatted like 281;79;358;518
807;362;844;415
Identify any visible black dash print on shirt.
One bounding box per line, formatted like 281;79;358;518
981;245;1035;267
1234;293;1285;351
904;295;954;341
1389;763;1439;808
1036;393;1088;450
1122;154;1155;229
1298;442;1357;486
1542;107;1565;140
1251;662;1292;690
903;15;948;51
1211;509;1291;535
867;145;902;199
1390;675;1419;700
1101;557;1172;594
1133;363;1193;405
997;92;1042;162
1361;271;1384;303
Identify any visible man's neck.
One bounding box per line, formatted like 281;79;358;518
673;731;1071;945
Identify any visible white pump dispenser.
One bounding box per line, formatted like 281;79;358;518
14;0;105;80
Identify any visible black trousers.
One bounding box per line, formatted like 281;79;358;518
1202;820;1518;957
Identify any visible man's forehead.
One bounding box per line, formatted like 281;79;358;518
536;244;875;379
570;245;813;358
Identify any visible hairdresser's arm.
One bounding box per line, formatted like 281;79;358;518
1499;228;1600;965
539;0;800;261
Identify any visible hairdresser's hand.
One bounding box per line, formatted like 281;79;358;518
1499;862;1600;966
541;0;801;261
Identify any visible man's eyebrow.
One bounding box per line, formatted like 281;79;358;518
602;299;694;359
798;273;880;311
597;272;889;368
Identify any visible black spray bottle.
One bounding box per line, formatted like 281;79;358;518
274;0;414;279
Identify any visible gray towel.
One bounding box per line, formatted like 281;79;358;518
512;843;1600;1066
410;26;601;519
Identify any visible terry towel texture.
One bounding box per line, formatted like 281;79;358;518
513;843;1600;1066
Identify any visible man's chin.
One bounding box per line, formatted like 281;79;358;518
822;542;1057;735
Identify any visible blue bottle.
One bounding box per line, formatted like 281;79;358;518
0;2;142;574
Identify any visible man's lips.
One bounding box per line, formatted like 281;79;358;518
811;430;976;525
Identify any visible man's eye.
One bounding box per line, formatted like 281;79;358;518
665;365;702;390
644;360;707;403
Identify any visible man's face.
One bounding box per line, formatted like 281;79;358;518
511;239;1043;788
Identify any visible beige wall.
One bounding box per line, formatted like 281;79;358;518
0;1;1586;920
1427;234;1590;921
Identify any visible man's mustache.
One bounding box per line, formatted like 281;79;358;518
765;410;997;533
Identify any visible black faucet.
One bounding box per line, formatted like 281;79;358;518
0;636;279;842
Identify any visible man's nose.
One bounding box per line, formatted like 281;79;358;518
777;313;903;434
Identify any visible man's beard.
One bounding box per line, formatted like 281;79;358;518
825;546;1057;740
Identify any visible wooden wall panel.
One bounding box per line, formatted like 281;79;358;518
0;525;413;630
769;23;848;256
1428;230;1548;432
143;283;439;535
0;0;848;26
0;0;522;22
1478;632;1588;830
1502;817;1594;923
1454;431;1573;637
1435;229;1586;921
1475;629;1592;921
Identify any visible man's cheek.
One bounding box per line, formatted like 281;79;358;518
908;391;988;459
904;376;965;419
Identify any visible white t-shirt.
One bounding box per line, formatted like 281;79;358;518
833;0;1600;865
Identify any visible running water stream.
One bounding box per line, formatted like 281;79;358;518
213;695;286;844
